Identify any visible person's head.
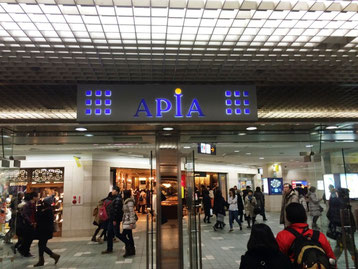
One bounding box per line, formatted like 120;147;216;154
247;223;279;251
309;186;316;193
283;183;292;194
17;192;24;200
255;187;261;192
233;185;237;190
203;189;209;195
329;184;335;192
229;188;236;198
215;189;222;198
31;191;38;202
286;202;307;224
112;186;120;196
246;186;251;190
123;190;131;200
248;190;253;197
24;193;32;202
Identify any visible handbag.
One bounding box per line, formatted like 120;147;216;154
254;206;262;215
217;213;224;222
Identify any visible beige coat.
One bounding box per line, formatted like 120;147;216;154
244;196;257;218
280;190;299;227
122;198;137;230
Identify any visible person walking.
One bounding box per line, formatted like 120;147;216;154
213;190;226;231
102;186;123;254
34;198;60;267
308;186;322;229
254;187;268;221
119;190;137;257
91;193;111;242
202;189;212;223
280;183;299;228
139;189;147;214
234;186;244;223
244;190;257;228
228;188;242;231
4;192;23;244
240;223;293;269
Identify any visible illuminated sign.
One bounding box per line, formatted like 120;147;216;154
77;85;257;122
198;143;216;155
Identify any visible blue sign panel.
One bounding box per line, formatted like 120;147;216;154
268;178;283;195
77;85;257;122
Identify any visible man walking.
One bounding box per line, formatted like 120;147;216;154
280;183;298;228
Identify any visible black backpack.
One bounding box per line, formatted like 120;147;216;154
286;227;330;269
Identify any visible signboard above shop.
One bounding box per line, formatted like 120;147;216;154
198;143;216;155
77;85;257;122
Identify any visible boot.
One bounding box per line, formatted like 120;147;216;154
50;253;60;265
123;246;130;258
132;246;136;256
123;246;135;257
34;256;45;267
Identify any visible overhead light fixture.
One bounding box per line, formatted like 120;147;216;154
259;157;264;160
305;144;314;148
85;134;94;137
163;127;174;131
326;126;338;130
246;127;257;131
246;152;251;155
183;146;191;149
234;150;240;153
75;127;87;132
238;132;246;136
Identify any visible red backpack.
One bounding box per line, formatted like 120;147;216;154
99;200;111;221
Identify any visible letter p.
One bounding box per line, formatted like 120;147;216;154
156;98;172;117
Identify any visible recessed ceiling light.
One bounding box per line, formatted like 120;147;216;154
3;135;10;138
234;150;240;152
326;126;338;130
184;146;191;149
85;134;94;137
246;127;257;131
163;127;174;131
238;132;246;136
259;157;264;160
305;144;314;148
76;127;87;132
246;152;251;155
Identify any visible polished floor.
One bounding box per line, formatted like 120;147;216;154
0;211;356;268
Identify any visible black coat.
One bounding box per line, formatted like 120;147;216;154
236;191;244;212
213;196;226;216
202;193;211;215
35;207;54;240
109;195;123;222
240;247;293;269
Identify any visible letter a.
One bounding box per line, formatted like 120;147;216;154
134;99;153;117
186;99;205;117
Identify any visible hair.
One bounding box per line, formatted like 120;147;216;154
17;192;24;199
30;191;38;199
247;223;279;251
248;190;253;194
286;202;307;224
309;186;316;193
203;189;209;196
296;187;304;196
112;186;120;193
123;190;131;200
284;183;292;189
246;186;251;189
229;188;236;198
24;193;32;201
255;187;261;192
215;189;222;198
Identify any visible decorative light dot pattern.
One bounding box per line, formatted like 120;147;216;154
225;90;251;116
85;90;112;116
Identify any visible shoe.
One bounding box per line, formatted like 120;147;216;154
11;245;16;254
229;229;233;232
223;223;226;228
203;219;206;223
247;226;251;229
91;237;97;242
207;221;211;223
263;218;268;221
213;225;217;231
34;256;45;267
23;253;34;258
240;225;243;231
50;253;60;265
123;246;135;258
101;250;113;254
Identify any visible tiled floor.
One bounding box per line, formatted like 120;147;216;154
0;211;356;268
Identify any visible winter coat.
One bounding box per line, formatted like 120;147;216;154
327;196;356;231
236;191;244;212
299;195;308;211
254;191;265;209
122;198;136;230
228;195;238;211
276;223;336;262
202;193;212;216
139;191;147;206
93;200;103;225
308;191;321;217
244;195;257;217
213;195;226;216
239;247;293;269
280;190;299;226
35;207;54;240
109;195;123;222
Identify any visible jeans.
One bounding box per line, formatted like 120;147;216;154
107;220;120;251
38;238;53;257
229;210;241;229
119;229;134;248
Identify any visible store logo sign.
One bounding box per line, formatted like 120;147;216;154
134;88;204;118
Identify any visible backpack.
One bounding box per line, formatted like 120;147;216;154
99;200;111;221
286;227;330;269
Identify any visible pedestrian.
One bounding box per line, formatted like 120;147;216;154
280;183;299;228
102;186;123;254
18;191;38;257
119;190;137;257
13;193;27;255
91;192;111;242
34;198;60;267
234;186;244;223
213;189;226;231
244;190;257;228
4;192;23;244
240;223;293;269
139;189;147;214
208;187;214;209
276;203;336;268
202;189;212;223
254;187;268;221
308;186;322;229
228;188;242;231
242;186;251;201
296;187;308;212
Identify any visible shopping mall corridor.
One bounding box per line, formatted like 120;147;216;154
0;211;354;268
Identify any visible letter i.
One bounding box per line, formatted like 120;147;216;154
174;88;183;118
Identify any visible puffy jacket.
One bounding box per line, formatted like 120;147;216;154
109;195;123;222
308;191;321;217
122;198;136;230
276;223;336;262
240;247;293;269
280;190;299;226
244;195;257;217
213;195;226;216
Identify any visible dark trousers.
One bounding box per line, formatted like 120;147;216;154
38;238;53;257
93;221;108;240
119;229;134;247
229;210;241;229
18;226;34;255
140;205;146;213
239;211;244;223
107;220;120;251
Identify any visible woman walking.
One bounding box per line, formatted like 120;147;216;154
244;190;257;228
34;198;60;267
213;190;226;231
308;186;322;229
119;190;137;257
202;189;212;223
228;188;242;231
